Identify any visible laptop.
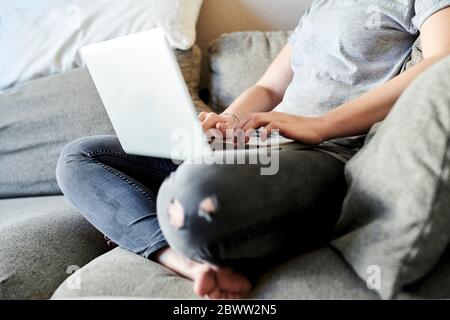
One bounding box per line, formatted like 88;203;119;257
80;28;293;161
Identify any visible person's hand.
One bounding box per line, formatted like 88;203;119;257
198;112;240;137
237;111;327;145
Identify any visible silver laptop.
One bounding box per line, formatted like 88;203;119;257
81;28;293;161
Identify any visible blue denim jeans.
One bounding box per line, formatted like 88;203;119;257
56;135;360;270
56;135;178;257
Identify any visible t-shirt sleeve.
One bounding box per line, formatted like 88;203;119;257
288;9;310;45
412;0;450;31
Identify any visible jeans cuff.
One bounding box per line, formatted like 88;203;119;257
143;239;169;259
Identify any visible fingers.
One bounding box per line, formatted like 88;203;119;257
201;111;293;143
199;112;243;139
254;121;281;141
200;112;237;133
198;112;208;122
237;112;291;131
216;122;231;136
264;121;283;134
236;113;279;144
237;113;270;131
205;128;225;143
201;113;223;131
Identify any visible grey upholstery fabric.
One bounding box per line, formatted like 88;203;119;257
402;38;423;72
51;247;197;300
0;46;211;199
0;196;108;299
0;68;114;199
208;31;291;112
332;55;450;299
51;246;378;300
398;245;450;299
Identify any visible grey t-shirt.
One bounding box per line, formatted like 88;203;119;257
276;0;450;117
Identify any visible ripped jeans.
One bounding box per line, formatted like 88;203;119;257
56;135;360;273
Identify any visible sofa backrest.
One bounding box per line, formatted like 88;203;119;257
207;31;291;112
197;0;312;86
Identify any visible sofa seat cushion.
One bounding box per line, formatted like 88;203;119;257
0;196;108;299
51;246;379;300
52;247;197;300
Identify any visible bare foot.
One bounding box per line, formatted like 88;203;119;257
154;247;252;299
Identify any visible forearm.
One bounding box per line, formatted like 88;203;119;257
320;55;449;140
222;85;281;120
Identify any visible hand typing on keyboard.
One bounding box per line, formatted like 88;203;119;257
236;111;327;145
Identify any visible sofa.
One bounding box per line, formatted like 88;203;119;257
1;28;450;300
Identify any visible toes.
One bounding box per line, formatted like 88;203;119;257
193;268;216;297
207;288;223;300
230;293;241;300
223;292;244;300
216;267;253;295
198;265;252;299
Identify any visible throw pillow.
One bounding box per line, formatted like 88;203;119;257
332;55;450;299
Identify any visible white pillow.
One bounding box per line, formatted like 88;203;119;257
0;0;203;90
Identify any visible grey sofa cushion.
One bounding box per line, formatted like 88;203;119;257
0;46;211;199
332;56;450;299
51;247;197;300
51;246;378;300
208;31;291;112
398;245;450;299
0;196;108;299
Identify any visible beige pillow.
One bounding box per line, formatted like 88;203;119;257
177;46;213;114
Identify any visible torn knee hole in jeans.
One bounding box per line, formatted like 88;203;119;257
167;196;218;229
198;196;218;222
168;199;185;229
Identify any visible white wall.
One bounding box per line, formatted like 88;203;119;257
196;0;312;85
